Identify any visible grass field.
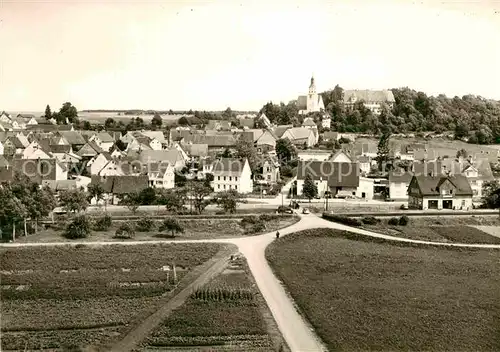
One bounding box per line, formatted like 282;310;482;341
0;243;223;350
362;216;500;244
266;228;500;352
142;256;281;351
15;216;298;243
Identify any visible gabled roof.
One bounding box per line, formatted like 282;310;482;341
302;117;316;127
140;131;166;143
59;131;86;145
183;143;208;157
283;127;313;140
50;144;72;154
90;175;149;195
137;149;185;165
411;175;472;196
297;161;360;188
272;125;293;138
212;158;248;175
96;132;115;143
6;136;25;149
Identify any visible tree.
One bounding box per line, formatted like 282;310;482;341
30;186;57;233
159;217;184;238
376;130;392;171
302;174;318;202
63;215;92;239
187;182;212;214
115;221;135;239
105;118;116;129
178;116;190;126
139;187;157;205
276;138;297;165
222;107;234;120
0;188;27;241
456;148;468;159
151;113;162;129
44;105;52;120
59;102;78;124
235;136;258;172
121;192;141;214
203;173;214;189
482;180;500;208
59;189;88;214
213;189;242;214
88;183;106;208
157;189;186;213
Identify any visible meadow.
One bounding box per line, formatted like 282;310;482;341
361;216;500;244
0;243;224;350
266;228;500;352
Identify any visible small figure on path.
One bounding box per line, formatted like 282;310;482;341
276;231;280;239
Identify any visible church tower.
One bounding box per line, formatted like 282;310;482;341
307;75;318;112
308;75;316;96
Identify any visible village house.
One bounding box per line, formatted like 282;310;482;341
297;149;332;162
205;120;231;131
388;171;413;200
257;113;272;129
87;152;113;175
135;149;187;171
408;175;473;210
321;114;331;129
260;156;280;184
77;140;104;159
297;76;325;115
271;125;293;139
13;158;68;186
211;158;253;193
145;162;175;189
282;127;316;148
21;140;52;159
343;89;395;115
296;160;374;199
88;132;115;152
356;155;371;175
330;150;353;163
58;131;86;150
90;175;149;205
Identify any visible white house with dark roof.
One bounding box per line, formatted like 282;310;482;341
343;89;395;115
211;158;253;193
296;160;373;199
388;171;413;200
145;162;175;189
408;175;473;210
297;76;325;115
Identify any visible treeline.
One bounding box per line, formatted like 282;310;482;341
321;86;500;144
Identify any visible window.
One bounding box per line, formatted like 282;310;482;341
224;176;226;181
229;176;232;181
267;175;271;180
223;185;226;189
235;185;237;190
462;200;466;207
218;176;220;181
218;184;220;189
235;177;238;181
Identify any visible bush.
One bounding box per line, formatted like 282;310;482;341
114;221;135;239
93;214;112;231
158;218;184;238
362;216;380;225
322;214;362;227
63;215;92;239
399;215;410;226
136;216;157;232
388;217;400;226
241;215;266;233
259;214;278;222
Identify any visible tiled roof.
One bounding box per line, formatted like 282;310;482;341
183;143;208;157
412;175;472;196
212;158;247;175
97;132;115;143
90;175;149;195
59;131;86;145
137;149;185;165
302;117;316;127
272;125;292;138
239;118;255;128
284;127;313;140
388;171;413;183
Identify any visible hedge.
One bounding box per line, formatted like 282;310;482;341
322;213;362;227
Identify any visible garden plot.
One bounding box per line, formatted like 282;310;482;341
141;257;279;351
0;243;223;351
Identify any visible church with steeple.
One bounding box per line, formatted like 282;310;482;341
297;76;325;115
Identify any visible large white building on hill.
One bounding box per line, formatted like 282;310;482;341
297;76;325;115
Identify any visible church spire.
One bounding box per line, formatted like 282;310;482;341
308;74;316;95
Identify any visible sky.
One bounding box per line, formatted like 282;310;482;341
1;0;499;112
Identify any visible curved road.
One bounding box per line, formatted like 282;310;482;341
2;213;500;352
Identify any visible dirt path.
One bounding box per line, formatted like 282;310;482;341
107;245;237;352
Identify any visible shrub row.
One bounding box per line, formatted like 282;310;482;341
388;216;410;226
191;287;254;302
322;213;362;227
